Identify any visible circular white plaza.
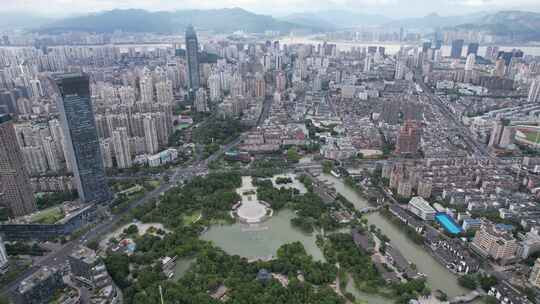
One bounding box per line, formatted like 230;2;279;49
236;201;269;223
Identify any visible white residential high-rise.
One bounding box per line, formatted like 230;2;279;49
155;80;174;104
194;88;208;112
395;58;407;80
208;73;222;102
42;136;60;172
528;77;540;103
112;127;132;169
139;75;154;103
364;54;372;73
0;236;8;274
143;115;159;154
99;139;113;169
465;53;476;71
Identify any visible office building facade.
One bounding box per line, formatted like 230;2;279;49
53;73;112;204
185;25;200;93
0;114;36;217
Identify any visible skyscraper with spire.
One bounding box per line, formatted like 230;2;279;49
185;25;200;94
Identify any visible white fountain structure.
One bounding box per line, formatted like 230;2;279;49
232;176;273;224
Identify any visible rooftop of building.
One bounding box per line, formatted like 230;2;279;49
409;197;436;213
18;267;59;293
70;246;99;265
0;114;12;124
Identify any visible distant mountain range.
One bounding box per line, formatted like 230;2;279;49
38;8;323;34
453;10;540;42
385;12;488;29
281;10;392;28
1;8;538;42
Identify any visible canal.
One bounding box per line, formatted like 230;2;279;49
318;173;468;298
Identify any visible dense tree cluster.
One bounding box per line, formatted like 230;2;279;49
135;172;241;227
254;178;339;233
193;117;245;145
323;233;385;293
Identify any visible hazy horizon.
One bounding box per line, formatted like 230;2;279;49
3;0;540;19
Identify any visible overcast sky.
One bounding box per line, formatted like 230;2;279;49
2;0;540;18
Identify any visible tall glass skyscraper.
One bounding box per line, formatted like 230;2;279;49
53;73;112;204
0;114;36;216
185;25;200;93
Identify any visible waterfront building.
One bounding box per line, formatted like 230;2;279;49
0;114;36;216
408;196;436;221
53;73;112;204
488;281;533;304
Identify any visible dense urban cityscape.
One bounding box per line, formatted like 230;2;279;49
1;2;540;304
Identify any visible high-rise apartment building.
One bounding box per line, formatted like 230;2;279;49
0;236;8;273
465;53;476;71
472;221;518;260
395;120;421;155
185;25;200;93
450;39;464;59
529;258;540;288
194;88;208;113
0;114;36;216
143;114;159;154
112;127;132;169
53;73;112;204
528;77;540;103
494;59;506;78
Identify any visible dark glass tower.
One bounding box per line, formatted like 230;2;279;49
53;73;112;204
450;39;464;59
467;42;479;56
185;25;200;93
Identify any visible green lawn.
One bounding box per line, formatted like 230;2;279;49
525;131;540;143
31;207;64;224
148;180;161;189
182;211;202;225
